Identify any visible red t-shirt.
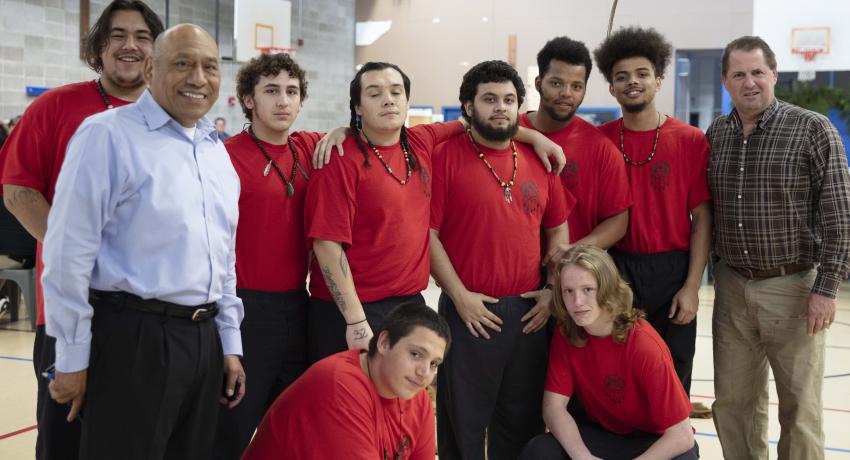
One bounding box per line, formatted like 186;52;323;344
520;113;632;243
242;349;436;460
544;320;691;435
225;131;322;292
305;122;464;302
430;135;572;296
598;117;711;254
0;81;132;325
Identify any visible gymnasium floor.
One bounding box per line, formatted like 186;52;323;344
1;282;849;458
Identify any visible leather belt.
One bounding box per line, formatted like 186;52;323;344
729;262;814;280
89;289;218;322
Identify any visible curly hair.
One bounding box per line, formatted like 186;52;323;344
348;62;419;171
82;0;164;74
235;53;308;121
721;35;777;77
550;245;643;347
458;60;525;122
537;36;593;82
593;26;673;84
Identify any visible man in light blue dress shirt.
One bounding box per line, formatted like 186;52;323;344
41;23;245;459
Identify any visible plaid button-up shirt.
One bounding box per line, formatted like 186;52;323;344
707;98;850;298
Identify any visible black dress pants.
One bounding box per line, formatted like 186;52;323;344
213;288;308;460
307;293;424;364
33;324;81;460
519;425;699;459
79;295;223;460
610;249;696;395
436;294;548;460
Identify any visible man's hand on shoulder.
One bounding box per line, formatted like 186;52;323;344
802;293;836;336
221;355;246;408
49;369;87;422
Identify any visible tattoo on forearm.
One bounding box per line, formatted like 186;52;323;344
339;251;349;279
8;188;43;208
321;266;347;313
353;327;367;340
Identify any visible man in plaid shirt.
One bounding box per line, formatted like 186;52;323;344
707;36;850;459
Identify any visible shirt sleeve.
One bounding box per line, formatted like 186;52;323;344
215;206;244;357
543;329;575;397
0;96;52;192
291;131;325;174
409;392;437;460
304;151;359;248
809;116;850;298
41;120;119;372
542;172;572;229
597;141;633;218
429;143;450;231
687;134;712;210
636;338;692;433
409;120;465;153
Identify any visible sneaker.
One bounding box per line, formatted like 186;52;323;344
0;297;9;321
690;401;712;419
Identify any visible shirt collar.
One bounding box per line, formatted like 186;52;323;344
137;89;218;142
728;98;780;131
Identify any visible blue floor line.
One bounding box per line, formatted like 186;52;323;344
695;432;850;454
0;355;32;362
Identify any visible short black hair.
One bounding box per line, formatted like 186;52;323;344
82;0;164;74
367;302;451;357
722;35;777;77
593;26;673;83
236;52;308;120
458;60;525;121
537;36;593;82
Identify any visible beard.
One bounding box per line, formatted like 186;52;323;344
542;101;576;124
469;107;519;142
622;100;648;114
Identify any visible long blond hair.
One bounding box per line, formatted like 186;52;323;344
550;245;643;347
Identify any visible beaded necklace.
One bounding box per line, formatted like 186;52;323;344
466;128;518;204
248;126;300;196
619;112;662;166
95;78;114;110
362;133;412;185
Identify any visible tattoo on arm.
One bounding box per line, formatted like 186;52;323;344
321;266;347;314
353;327;367;340
339;251;349;279
8;188;43;209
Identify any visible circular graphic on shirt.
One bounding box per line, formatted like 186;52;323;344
561;159;579;190
605;374;626;405
521;180;542;215
651;161;671;192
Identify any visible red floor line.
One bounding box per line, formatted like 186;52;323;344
0;424;36;441
691;394;850;413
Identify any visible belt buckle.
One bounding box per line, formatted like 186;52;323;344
191;308;208;322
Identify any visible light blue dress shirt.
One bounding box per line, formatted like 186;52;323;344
42;90;244;373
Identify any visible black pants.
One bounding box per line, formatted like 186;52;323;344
436;294;549;460
610;249;696;395
519;426;699;459
80;295;223;459
214;288;308;460
33;325;81;460
307;293;424;364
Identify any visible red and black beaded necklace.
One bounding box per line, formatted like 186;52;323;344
248;126;301;197
466;128;518;204
618;111;662;166
95;78;114;110
362;132;412;185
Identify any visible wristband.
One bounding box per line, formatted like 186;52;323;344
347;318;367;326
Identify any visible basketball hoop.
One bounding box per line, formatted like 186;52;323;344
792;47;823;63
257;46;297;57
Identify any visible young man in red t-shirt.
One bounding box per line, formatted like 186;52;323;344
304;62;564;364
593;27;712;405
430;60;571;460
0;2;164;458
520;36;631;247
213;52;344;459
242;302;451;460
519;245;697;459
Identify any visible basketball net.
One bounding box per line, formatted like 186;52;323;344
794;48;822;82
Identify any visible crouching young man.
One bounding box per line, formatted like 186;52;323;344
242;302;451;460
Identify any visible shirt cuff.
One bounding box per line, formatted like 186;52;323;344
219;326;243;356
812;271;841;299
55;340;91;373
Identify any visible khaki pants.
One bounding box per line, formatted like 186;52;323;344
712;260;825;460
